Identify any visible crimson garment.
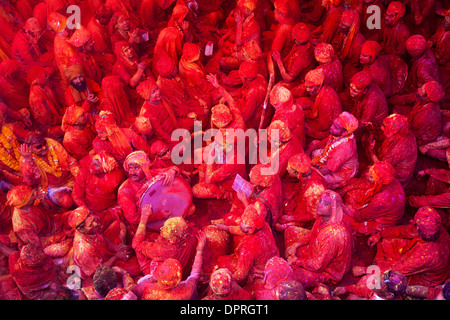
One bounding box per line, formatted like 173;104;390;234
64;78;103;110
381;21;410;57
8;251;58;300
217;223;280;284
61;107;96;160
72;163;126;212
29;81;63;128
374;224;450;287
239;74;268;130
312;133;359;190
87;17;113;55
272;100;305;148
303;85;342;140
203;282;252;300
408;100;442;146
92;128;151;164
317;57;344;93
0;59;30;111
132;230;198;278
292;217;353;288
405;48;440;92
342;173;406;234
282;169;327;227
139;99;177;145
376;118;418;187
351;83;389;129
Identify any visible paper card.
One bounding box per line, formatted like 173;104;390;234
232;173;253;198
205;41;214;56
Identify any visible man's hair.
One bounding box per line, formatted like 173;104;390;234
276;280;307;300
384;270;407;297
443;282;450;300
93;266;118;297
418;228;440;242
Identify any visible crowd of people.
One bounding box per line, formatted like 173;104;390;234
0;0;449;301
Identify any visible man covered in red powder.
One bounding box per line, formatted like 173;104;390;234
286;190;353;289
368;206;450;287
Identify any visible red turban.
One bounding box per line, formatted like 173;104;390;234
288;153;312;174
61;105;85;132
241;203;266;230
155;54;176;77
292;23;311;43
268;120;291;143
314;43;334;63
386;1;406;20
423;81;445;102
92;151;119;173
359;161;395;205
6;185;35;208
67;25;92;48
243;40;262;60
264;256;294;290
181;42;201;63
211;104;233;128
210;268;233;295
239;60;259;80
361;40;382;64
351;70;372;90
136;78;158;101
155;258;182;289
47;12;67;33
382;113;410;137
269;84;293;108
334;111;359;134
149;140;169;159
249;163;275;187
305;69;324;87
341;10;358;27
25;18;41;33
68;206;91;228
414;206;442;239
20;244;46;268
406;35;427;55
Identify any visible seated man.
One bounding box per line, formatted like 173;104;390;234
18;132;80;210
214;203;280;285
278;152;327;231
202;268;252;300
69;206;138;279
368;206;450;287
117;150;179;238
307;112;359;190
132;214;198;278
72;152;126;244
302;69;342;141
64;64;102;111
286;190;353;289
341;161;405;236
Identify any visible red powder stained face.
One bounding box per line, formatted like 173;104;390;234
3;0;446;302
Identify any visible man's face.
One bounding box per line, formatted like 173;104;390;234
384;11;397;26
330;121;346;137
359;52;371;65
416;85;427;100
349;83;367;99
26;29;41;44
150;86;162;102
30;139;47;157
89;158;103;175
71;75;87;92
306;83;321;97
128;163;146;183
444;14;450;29
96;129;108;141
117;16;130;31
122;46;135;60
97;14;112;26
315;194;332;218
79;214;100;234
338;22;351;35
80;39;95;54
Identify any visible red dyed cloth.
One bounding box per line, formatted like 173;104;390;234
381;20;410;56
29;80;63;128
304;85;342;140
350;83;389;129
374;224;450;286
72;160;126;212
217;223;280;284
291;216;353;288
8;250;58;300
139;99;177;145
342;171;406;234
316;56;344;93
405;47;440;92
132;229;197;277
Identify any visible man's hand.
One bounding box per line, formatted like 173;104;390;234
206;73;220;89
115;244;132;261
141;204;152;221
160;168;176;186
86;94;99;104
18;144;33;159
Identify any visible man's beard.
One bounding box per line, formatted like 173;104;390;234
72;80;87;92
